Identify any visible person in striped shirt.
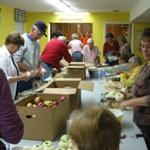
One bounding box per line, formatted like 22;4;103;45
82;38;100;66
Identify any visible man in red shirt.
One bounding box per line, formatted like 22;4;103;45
40;36;72;79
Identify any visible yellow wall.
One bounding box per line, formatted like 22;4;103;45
0;4;14;46
133;22;150;62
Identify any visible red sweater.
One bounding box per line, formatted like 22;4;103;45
41;39;72;69
103;40;119;56
0;69;23;148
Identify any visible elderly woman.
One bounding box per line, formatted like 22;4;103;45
0;31;30;100
121;27;150;149
68;33;83;62
67;106;121;150
120;56;143;88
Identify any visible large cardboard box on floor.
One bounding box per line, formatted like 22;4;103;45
16;93;69;141
43;78;94;112
67;66;86;80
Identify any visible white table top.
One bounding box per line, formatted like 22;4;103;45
10;79;148;150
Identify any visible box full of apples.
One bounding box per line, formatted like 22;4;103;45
16;94;70;141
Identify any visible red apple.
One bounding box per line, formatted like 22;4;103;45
60;96;66;102
52;105;57;109
26;102;33;107
52;100;59;105
37;101;44;108
34;96;43;104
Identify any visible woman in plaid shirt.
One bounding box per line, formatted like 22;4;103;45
121;27;150;149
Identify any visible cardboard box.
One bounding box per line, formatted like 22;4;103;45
67;66;86;80
16;94;69;141
69;62;86;66
43;78;94;112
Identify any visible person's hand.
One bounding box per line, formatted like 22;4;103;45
33;69;43;77
52;68;58;77
21;72;31;81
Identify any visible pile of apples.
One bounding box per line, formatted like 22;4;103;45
22;134;75;150
26;96;66;109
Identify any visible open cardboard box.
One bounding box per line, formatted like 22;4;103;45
43;78;94;113
16;93;69;141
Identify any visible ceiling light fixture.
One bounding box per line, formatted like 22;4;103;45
47;0;74;12
54;12;90;15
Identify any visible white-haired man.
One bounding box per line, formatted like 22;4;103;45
82;38;100;66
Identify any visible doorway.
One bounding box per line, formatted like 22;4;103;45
105;23;132;45
50;23;93;41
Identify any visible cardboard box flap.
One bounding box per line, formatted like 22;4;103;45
54;78;81;82
43;88;77;95
78;81;94;91
70;62;86;66
34;82;52;92
67;66;85;69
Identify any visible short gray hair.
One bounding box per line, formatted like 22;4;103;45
129;56;143;65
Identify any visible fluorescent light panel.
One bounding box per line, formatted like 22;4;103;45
47;0;74;12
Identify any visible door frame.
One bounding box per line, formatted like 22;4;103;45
104;22;134;52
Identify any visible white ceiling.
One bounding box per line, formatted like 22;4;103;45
0;0;149;22
0;0;138;12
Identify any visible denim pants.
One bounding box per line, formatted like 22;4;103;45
72;51;83;62
41;62;53;80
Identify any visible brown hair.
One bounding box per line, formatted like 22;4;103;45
141;27;150;41
67;106;121;150
5;31;24;46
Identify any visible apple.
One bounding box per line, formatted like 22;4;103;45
44;101;53;107
52;105;57;109
115;93;125;101
52;100;59;106
37;101;45;108
34;96;43;104
23;146;32;150
42;140;52;147
60;96;66;102
55;148;65;150
32;104;37;108
43;145;54;150
26;102;33;107
60;134;69;142
58;141;69;149
32;144;43;150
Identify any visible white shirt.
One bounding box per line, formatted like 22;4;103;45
68;39;83;53
14;33;40;70
0;45;18;100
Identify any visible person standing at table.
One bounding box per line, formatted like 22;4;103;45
68;33;83;62
14;20;47;92
0;69;23;149
82;38;100;66
40;36;72;79
103;32;120;66
0;31;30;100
121;27;150;149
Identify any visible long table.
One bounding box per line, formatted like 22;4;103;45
10;79;148;150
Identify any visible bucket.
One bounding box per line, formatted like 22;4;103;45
88;67;98;79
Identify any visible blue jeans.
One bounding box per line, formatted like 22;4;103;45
41;62;53;80
72;51;83;62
